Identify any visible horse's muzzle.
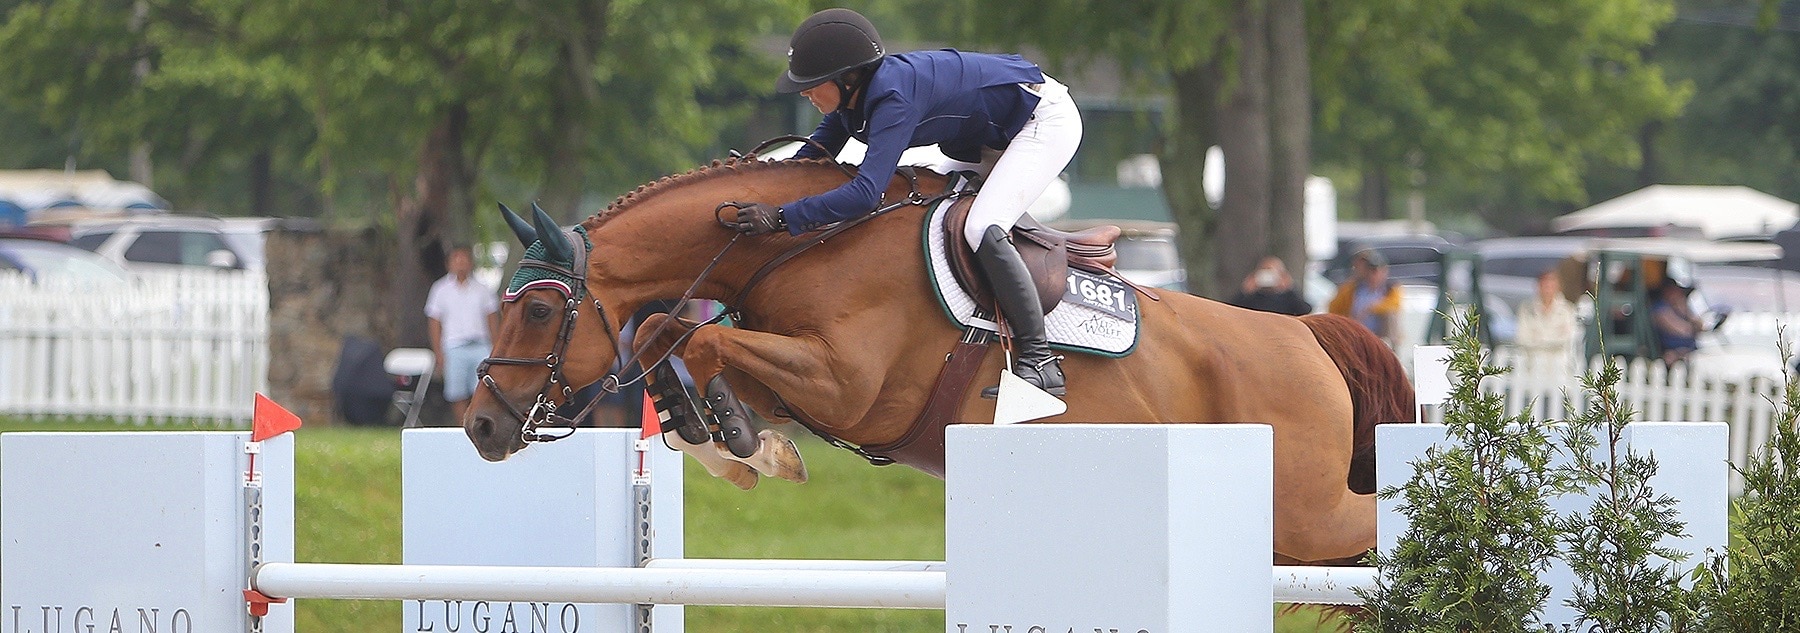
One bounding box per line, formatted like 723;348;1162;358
465;413;525;462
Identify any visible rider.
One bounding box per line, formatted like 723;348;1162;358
728;8;1083;398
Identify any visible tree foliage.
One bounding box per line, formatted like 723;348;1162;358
1313;0;1688;221
0;0;801;343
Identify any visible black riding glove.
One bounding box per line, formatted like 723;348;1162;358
733;203;787;235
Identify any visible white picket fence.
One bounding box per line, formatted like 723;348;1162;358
0;270;268;424
1432;346;1788;493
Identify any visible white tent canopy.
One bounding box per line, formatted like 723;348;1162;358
0;169;169;222
1552;184;1798;239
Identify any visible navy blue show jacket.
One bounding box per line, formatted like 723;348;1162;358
782;49;1045;234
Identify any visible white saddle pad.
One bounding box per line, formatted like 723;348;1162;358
921;180;1140;357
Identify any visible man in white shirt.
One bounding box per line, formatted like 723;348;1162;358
426;246;500;420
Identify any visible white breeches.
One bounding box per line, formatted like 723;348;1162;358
950;75;1084;249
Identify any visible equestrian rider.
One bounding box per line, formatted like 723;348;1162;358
727;8;1083;398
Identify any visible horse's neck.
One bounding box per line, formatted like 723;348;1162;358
583;163;851;306
586;163;945;318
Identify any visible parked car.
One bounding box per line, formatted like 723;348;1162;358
217;217;283;271
0;235;131;284
68;216;247;272
1321;234;1460;285
1472;236;1596;310
1692;264;1800;314
1049;219;1185;289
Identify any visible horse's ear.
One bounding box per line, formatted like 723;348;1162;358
498;203;537;247
531;201;574;263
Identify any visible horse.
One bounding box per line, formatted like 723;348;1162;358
465;157;1414;564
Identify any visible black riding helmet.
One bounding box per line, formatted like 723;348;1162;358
776;8;885;95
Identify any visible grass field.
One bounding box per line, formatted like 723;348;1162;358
0;419;1347;632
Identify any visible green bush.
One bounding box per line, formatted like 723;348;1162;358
1355;310;1564;632
1687;338;1800;631
1556;355;1694;632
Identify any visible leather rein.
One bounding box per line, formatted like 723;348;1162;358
476;138;956;445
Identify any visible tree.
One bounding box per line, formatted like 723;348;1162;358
1556;356;1695;632
0;0;801;344
1355;309;1565;632
0;0;308;215
1688;334;1800;631
957;0;1305;297
1311;0;1687;229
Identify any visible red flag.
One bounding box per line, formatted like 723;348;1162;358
640;395;661;439
252;393;304;442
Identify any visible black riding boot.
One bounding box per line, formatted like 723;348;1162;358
976;225;1066;398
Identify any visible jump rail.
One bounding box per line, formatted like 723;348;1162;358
252;563;946;609
251;561;1374;608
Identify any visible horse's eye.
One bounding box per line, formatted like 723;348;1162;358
530;305;552;319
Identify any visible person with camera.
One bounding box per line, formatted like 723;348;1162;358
1228;256;1312;316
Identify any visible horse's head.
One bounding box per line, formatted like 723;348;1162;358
464;202;618;461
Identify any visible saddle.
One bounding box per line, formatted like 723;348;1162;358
942;196;1123;316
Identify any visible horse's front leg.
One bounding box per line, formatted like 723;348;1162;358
677;323;885;483
633;314;763;490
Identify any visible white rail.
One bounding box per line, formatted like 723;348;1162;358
253;561;1378;608
252;563;948;609
644;558;946;573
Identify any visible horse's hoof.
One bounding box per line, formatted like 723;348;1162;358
746;429;808;484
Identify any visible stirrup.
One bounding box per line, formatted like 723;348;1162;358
980;355;1067;399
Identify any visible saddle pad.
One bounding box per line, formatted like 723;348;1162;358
922;180;1140;357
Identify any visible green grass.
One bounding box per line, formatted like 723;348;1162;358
0;418;1345;631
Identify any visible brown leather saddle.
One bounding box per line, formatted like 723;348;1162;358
941;196;1124;316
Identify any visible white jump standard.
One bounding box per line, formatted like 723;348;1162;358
0;420;1728;633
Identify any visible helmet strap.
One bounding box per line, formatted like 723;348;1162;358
832;77;854;111
831;66;872;111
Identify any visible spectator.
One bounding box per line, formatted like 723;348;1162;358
1650;279;1704;364
1228;256;1311;316
1328;249;1404;345
426;245;499;421
1513;268;1579;377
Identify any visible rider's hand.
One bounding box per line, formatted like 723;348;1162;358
732;203;787;236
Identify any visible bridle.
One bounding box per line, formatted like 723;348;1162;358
476;224;734;444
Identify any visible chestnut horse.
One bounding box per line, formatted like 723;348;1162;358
465;158;1412;564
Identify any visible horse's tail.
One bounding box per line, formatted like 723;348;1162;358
1297;313;1415;495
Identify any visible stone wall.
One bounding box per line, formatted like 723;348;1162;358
265;226;402;425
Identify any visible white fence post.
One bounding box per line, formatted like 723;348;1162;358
0;270;268;424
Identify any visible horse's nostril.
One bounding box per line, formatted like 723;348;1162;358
472;415;494;440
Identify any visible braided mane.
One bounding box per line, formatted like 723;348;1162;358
580;157;854;230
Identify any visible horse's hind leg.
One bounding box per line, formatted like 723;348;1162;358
1275;488;1375;564
1268;399;1377;562
1272;428;1377;562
